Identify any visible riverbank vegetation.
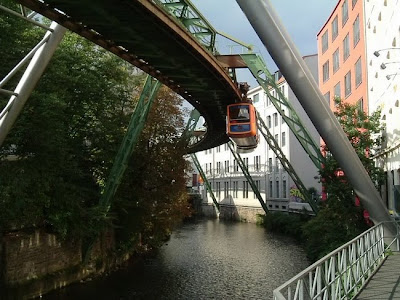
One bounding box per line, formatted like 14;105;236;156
260;98;385;262
0;1;190;258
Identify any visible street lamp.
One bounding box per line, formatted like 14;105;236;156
386;73;398;80
380;62;400;69
374;48;400;57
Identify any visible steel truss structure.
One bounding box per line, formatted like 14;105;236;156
227;141;269;214
241;53;325;170
154;0;217;54
99;76;161;211
0;4;66;147
257;113;318;213
190;153;220;213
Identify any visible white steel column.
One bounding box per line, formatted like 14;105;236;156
235;0;395;232
0;22;66;146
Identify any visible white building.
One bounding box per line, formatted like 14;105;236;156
365;0;400;211
195;55;322;221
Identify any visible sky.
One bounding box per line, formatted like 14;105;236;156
190;0;338;88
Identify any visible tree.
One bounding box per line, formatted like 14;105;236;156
112;86;191;252
0;9;191;253
0;12;142;236
302;98;385;261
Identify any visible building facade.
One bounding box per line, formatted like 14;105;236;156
365;0;400;211
317;0;400;211
195;55;321;221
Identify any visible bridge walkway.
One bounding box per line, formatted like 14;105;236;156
356;252;400;299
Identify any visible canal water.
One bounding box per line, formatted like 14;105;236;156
44;219;309;299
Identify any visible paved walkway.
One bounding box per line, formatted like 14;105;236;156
356;252;400;299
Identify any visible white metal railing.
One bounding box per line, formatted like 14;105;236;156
273;221;400;300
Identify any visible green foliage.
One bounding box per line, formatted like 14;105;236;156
301;98;384;261
259;212;310;240
113;87;191;252
0;11;190;255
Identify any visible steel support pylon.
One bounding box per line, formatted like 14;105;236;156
236;0;395;233
84;75;161;263
99;75;161;211
241;53;325;170
257;112;318;213
190;153;220;213
228;141;269;214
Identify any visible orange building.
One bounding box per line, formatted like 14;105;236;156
317;0;367;113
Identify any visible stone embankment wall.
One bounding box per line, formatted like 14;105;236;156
201;203;265;223
1;229;127;299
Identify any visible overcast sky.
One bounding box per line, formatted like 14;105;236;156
191;0;338;87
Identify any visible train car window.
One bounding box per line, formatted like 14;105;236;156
229;105;250;122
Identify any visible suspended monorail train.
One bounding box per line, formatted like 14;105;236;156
226;102;259;152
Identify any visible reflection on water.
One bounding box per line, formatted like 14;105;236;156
43;219;309;299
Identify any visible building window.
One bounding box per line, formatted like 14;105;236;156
224;181;229;198
334;82;341;100
243;181;249;198
233;160;238;172
268;158;273;172
276;181;280;198
253;93;259;103
345;71;352;97
224;160;229;173
323;60;330;82
332;15;339;41
243;157;248;167
224;143;228;151
282;180;287;198
352;0;358;8
269;180;273;197
282;109;285;124
233;181;238;197
267;115;271;128
217;161;221;174
333;48;340;73
254;155;261;171
343;34;350;61
355;57;362;87
321;30;329;53
217;146;220;153
282;132;286;147
274;113;278;126
353;15;360;47
216;182;221;199
358;98;364;112
280;85;285;97
275;134;279;146
324;91;330;106
275;156;279;172
342;0;348;26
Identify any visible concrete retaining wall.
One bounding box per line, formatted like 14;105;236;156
201;203;265;223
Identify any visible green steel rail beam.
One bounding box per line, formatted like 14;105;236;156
99;75;161;210
241;54;325;170
154;0;217;53
227;141;269;214
190;153;220;212
257;113;318;213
